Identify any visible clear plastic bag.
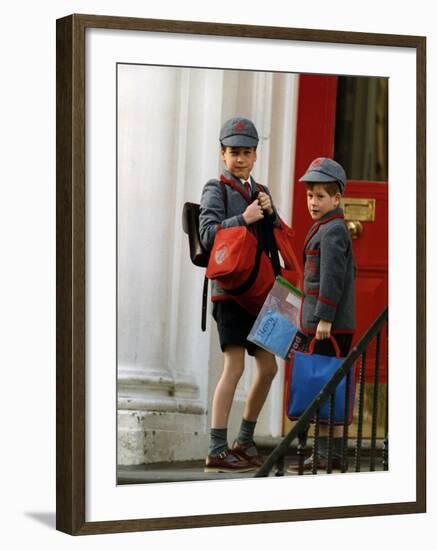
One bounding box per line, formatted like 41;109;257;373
248;276;303;359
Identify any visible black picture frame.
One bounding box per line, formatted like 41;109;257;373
56;13;426;535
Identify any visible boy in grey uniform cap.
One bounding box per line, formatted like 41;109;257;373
290;157;356;471
199;117;280;473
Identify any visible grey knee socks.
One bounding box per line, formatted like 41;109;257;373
317;436;344;458
208;419;258;456
208;428;228;456
236;418;257;444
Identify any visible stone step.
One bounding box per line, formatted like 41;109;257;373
118;451;383;485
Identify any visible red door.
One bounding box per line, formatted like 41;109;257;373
284;74;388;434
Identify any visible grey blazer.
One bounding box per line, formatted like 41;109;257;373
300;207;356;334
199;169;279;301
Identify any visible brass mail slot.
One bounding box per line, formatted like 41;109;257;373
341;198;376;222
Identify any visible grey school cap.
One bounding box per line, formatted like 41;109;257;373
219;117;259;148
299;157;347;193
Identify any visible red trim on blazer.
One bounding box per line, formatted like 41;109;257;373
306;249;320;256
299;297;306;333
318;295;337;307
299;294;354;335
220;174;252;203
303;213;345;251
220;174;267;204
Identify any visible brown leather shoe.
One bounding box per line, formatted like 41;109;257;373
287;455;343;473
204;449;257;473
232;440;263;467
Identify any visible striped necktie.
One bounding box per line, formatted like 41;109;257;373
244;180;251;196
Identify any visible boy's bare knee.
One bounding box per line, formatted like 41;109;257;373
225;363;245;383
255;350;278;379
223;346;245;380
264;362;278;380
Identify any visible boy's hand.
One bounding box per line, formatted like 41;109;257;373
243;199;264;225
315;319;332;340
257;191;274;215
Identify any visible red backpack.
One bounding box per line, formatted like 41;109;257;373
182;177;302;329
206;176;302;316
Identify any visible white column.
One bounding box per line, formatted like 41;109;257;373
117;64;226;464
117;64;178;403
268;73;299;223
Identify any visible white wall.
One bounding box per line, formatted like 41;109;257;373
1;0;435;549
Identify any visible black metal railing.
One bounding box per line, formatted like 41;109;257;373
255;307;388;477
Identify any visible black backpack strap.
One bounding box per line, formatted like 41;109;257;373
201;182;227;331
201;275;208;331
255;184;281;277
264;217;281;276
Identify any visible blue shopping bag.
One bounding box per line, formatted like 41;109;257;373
287;337;356;424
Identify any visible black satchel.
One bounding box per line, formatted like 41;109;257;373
182;183;227;330
182;202;209;267
182;183;227;267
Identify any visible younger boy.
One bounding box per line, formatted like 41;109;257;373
199;117;279;473
291;157;356;471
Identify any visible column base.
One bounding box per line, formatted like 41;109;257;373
118;409;208;465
